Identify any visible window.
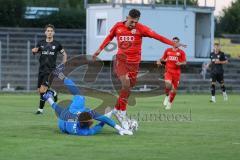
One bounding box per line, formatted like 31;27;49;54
97;18;107;36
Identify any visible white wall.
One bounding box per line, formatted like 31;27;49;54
87;5;122;60
87;5;214;61
123;6;195;61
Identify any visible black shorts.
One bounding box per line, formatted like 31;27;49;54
37;72;54;88
211;72;224;83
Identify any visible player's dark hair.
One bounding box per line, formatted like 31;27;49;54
45;24;55;31
214;42;220;46
129;9;141;18
78;112;93;128
173;37;180;41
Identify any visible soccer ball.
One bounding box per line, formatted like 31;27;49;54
128;119;138;132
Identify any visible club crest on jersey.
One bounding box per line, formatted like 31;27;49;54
176;52;180;56
131;29;137;34
52;46;56;49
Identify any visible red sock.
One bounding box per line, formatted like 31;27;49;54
165;88;170;96
115;89;130;111
169;92;176;103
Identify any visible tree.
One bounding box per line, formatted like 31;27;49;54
217;0;240;34
0;0;25;27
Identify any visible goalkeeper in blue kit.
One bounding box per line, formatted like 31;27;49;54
43;68;133;136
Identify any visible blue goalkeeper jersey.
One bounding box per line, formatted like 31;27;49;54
58;119;104;136
50;78;116;136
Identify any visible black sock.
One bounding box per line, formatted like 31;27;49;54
221;85;226;92
39;93;45;109
211;84;215;96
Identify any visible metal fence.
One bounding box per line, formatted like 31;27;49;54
0;30;86;92
85;0;216;8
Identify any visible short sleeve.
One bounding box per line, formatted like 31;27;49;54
58;43;65;54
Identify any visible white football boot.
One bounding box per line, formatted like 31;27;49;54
223;92;228;101
210;96;216;103
165;102;172;110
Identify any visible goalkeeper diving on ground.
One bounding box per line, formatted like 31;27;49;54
42;65;134;136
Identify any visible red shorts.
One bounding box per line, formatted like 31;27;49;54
164;71;181;89
114;57;139;87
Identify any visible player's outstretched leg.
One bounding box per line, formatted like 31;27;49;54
113;74;132;130
163;80;172;106
36;85;48;114
220;82;228;101
166;90;176;110
210;82;216;103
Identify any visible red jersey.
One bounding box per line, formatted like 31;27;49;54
99;21;174;63
161;48;186;74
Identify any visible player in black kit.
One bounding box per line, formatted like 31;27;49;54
209;43;228;103
32;24;67;114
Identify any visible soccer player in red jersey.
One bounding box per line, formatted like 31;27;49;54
93;9;186;129
157;37;186;110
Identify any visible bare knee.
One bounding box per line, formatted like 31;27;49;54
165;81;172;90
39;85;48;94
120;75;130;90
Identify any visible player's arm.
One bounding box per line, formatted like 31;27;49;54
83;122;105;135
32;42;41;55
156;49;168;67
61;50;67;64
59;44;67;64
92;24;117;60
215;53;228;64
141;25;186;48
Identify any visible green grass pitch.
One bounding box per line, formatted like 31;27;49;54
0;93;240;160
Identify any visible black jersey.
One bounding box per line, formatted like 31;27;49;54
37;40;64;73
210;51;227;74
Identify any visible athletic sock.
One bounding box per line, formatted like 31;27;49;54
221;85;226;92
211;84;216;96
39;93;45;109
169;91;176;103
165;88;170;96
114;124;122;131
115;89;130;111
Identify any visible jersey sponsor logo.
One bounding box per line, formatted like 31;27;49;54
42;51;55;55
168;56;178;61
119;36;135;42
131;29;137;34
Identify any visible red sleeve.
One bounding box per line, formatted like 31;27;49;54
161;49;168;60
99;23;118;50
179;50;186;62
140;24;174;46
